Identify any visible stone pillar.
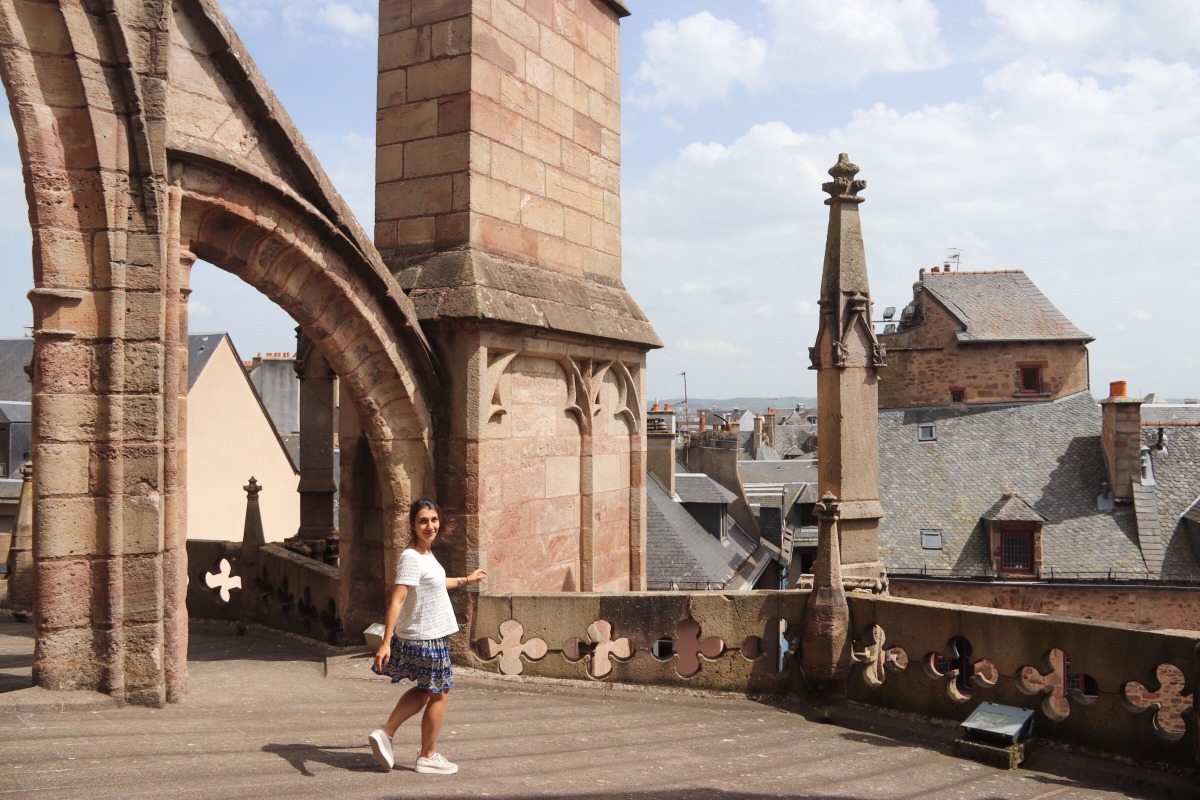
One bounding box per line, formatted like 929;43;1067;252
294;330;338;553
801;492;850;683
337;382;388;642
375;0;658;595
7;461;33;615
808;154;886;583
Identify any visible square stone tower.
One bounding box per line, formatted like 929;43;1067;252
376;0;659;592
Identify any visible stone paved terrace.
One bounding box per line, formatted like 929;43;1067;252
0;616;1193;800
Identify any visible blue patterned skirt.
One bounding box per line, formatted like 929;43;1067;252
372;635;454;693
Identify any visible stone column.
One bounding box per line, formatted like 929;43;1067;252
7;461;33;616
801;492;850;683
808;154;886;584
375;0;658;596
294;330;337;555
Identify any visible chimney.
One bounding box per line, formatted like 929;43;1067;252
1100;380;1143;502
753;413;763;447
646;407;678;496
764;408;777;450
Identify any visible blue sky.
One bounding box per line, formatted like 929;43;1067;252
1;0;1198;402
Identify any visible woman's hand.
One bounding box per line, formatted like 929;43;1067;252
466;569;487;585
374;642;391;672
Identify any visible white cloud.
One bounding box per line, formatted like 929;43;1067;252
221;0;376;44
320;3;375;39
629;12;767;109
679;281;712;295
985;0;1119;50
629;1;948;109
796;300;815;315
1129;309;1151;321
675;339;749;358
190;298;214;318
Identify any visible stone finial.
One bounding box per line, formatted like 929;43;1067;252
815;491;841;519
244;477;262;498
20;461;32;481
822;153;866;205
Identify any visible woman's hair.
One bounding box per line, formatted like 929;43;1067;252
408;498;440;530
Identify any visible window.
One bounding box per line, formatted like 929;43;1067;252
918;423;936;441
1019;366;1042;394
1000;529;1033;573
921;530;943;550
950;388;965;403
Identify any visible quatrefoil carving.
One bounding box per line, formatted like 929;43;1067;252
1019;648;1098;721
925;636;996;703
741;618;797;675
852;624;908;688
563;620;633;679
1123;663;1193;741
476;619;548;676
674;616;723;678
203;557;242;604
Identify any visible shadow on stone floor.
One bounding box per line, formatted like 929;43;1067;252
262;742;383;778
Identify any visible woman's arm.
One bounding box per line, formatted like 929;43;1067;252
373;582;410;671
445;569;488;590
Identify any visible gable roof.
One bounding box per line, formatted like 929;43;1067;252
645;474;751;590
922;271;1092;344
878;391;1170;578
0;338;33;402
980;492;1047;523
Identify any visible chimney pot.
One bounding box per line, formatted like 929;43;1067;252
1109;380;1127;398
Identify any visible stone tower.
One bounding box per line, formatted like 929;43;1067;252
808;154;886;583
375;0;660;592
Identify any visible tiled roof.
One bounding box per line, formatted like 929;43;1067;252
645;474;751;590
676;473;737;505
1141;425;1200;575
1131;482;1164;576
738;459;818;486
0;338;33;402
879;391;1162;578
922;271;1092;344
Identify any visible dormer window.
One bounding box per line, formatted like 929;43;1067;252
981;492;1046;579
918;423;936;442
1018;365;1042;394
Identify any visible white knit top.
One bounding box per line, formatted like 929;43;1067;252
392;548;459;640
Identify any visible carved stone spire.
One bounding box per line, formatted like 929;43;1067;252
801;492;851;683
806;154;886;587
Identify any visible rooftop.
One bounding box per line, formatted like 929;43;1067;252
0;616;1189;799
921;270;1093;344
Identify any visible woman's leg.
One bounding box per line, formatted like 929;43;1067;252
419;689;449;758
384;687;430;737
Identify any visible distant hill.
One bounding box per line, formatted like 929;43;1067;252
654;397;817;414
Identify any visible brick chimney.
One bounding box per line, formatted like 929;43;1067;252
646;406;677;496
1100;380;1143;502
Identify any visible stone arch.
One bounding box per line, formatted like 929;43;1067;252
0;0;444;704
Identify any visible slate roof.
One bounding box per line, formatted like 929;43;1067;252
739;460;818;486
921;271;1093;344
0;338;33;402
1142;405;1200;425
1141;425;1200;575
187;333;227;390
0;402;31;423
645;474;752;590
879;391;1166;578
676;473;736;505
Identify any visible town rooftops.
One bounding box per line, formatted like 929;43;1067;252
878;391;1185;578
921;270;1093;344
646;473;753;590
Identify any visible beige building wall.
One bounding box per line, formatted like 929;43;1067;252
186;337;299;542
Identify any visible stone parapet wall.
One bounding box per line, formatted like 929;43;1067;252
471;591;1200;767
890;578;1200;631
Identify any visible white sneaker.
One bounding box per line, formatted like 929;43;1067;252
368;729;394;770
415;752;458;774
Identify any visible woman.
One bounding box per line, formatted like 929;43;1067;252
369;499;486;774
